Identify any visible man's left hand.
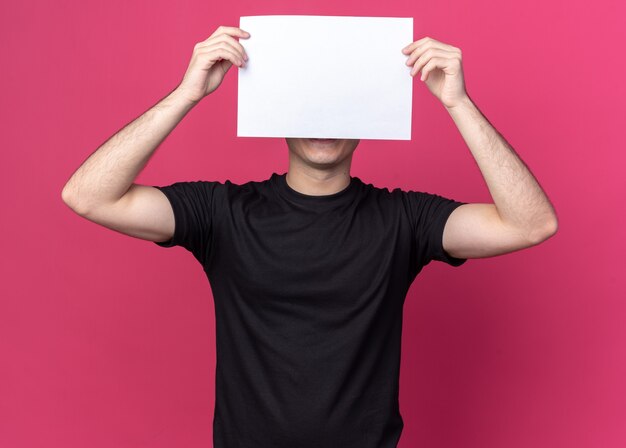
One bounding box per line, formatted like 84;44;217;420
402;37;469;109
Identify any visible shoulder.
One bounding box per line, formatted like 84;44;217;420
355;177;406;197
201;175;278;208
174;176;270;195
356;179;464;222
222;175;272;195
355;177;426;206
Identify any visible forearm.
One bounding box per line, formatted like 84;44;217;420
446;95;558;242
62;87;196;214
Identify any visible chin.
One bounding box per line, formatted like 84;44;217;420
303;153;340;166
308;146;343;159
286;137;359;166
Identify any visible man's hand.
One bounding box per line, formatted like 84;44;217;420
176;26;250;104
402;37;468;109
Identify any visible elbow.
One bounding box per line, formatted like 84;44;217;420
527;217;559;245
61;185;73;206
61;185;90;216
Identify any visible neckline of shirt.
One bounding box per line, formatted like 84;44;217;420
272;172;360;204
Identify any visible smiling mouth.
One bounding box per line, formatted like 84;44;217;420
308;138;338;144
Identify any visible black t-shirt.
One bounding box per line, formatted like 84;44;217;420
153;172;467;448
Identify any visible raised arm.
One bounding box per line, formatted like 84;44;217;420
403;37;558;259
61;26;249;242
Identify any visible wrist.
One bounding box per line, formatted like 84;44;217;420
169;86;202;110
445;94;473;113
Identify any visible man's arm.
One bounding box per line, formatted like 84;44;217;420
403;37;558;259
61;89;195;242
61;26;249;242
442;96;558;258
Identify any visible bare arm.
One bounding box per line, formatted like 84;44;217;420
444;95;558;253
403;37;558;259
62;89;195;215
61;26;250;242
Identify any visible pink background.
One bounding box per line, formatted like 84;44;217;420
2;1;624;447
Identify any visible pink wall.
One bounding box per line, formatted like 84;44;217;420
1;1;624;447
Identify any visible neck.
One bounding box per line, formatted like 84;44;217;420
285;161;352;196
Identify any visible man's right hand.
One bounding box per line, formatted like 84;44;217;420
176;26;250;104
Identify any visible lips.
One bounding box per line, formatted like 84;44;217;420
308;138;338;144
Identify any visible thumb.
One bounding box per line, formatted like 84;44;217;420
218;58;233;76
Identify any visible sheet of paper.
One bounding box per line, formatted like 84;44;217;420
237;15;413;140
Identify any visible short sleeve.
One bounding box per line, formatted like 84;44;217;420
152;181;219;266
404;190;468;269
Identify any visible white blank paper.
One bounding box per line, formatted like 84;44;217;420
237;15;413;140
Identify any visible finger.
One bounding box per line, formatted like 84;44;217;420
210;25;250;40
406;44;458;68
410;49;456;77
197;46;245;68
420;57;452;81
217;58;234;77
402;37;457;55
200;41;246;66
402;36;431;54
407;43;458;66
196;34;248;61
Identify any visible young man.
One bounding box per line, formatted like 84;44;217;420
62;25;558;448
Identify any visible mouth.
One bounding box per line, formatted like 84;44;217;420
308;138;338;145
